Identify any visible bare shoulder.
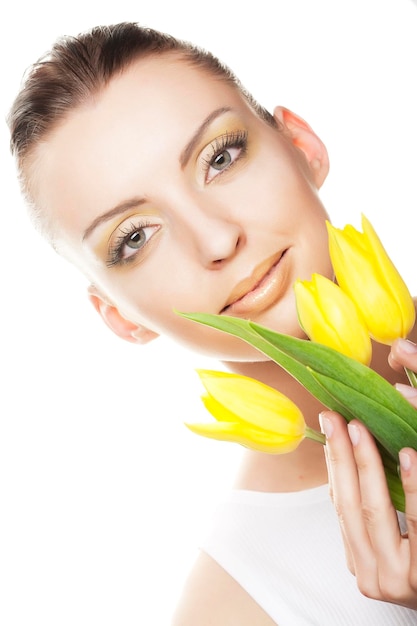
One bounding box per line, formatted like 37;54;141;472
171;550;278;626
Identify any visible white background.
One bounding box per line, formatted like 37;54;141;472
1;1;417;623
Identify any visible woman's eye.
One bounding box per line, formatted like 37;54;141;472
107;222;160;267
203;131;248;183
126;228;148;251
209;147;241;177
206;145;243;182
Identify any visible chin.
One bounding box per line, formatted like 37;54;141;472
184;324;307;363
175;299;307;362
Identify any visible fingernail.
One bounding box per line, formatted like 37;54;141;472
319;412;333;439
399;451;411;472
395;382;417;399
348;423;360;447
397;338;417;354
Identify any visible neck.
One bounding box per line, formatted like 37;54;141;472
221;359;328;493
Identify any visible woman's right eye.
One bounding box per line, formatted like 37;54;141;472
107;220;160;267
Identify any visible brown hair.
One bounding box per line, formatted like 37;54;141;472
8;21;276;207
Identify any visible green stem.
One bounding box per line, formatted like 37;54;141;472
305;426;326;445
405;366;417;388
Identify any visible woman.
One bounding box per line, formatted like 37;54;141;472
8;22;417;624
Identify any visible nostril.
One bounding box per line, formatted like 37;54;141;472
202;226;243;268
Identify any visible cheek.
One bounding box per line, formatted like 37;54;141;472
98;263;212;330
236;149;317;213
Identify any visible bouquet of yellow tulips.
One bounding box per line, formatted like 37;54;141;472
180;215;417;512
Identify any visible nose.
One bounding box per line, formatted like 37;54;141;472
199;217;243;267
185;208;244;268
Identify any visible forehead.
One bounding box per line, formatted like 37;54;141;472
47;53;246;152
32;55;251;230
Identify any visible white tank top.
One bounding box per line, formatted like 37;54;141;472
201;485;417;625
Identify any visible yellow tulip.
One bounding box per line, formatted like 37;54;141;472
185;370;324;454
327;215;415;344
294;273;372;365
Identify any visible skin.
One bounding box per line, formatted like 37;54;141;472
26;54;417;623
323;337;417;611
31;53;332;360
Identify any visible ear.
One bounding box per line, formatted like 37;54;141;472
87;285;159;345
273;106;329;188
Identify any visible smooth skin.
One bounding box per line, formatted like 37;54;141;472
25;54;417;623
322;337;417;610
32;54;333;359
28;54;334;626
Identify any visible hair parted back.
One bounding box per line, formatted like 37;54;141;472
8;21;275;187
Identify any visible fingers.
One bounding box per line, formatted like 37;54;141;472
399;447;417;590
396;383;417;410
389;337;417;372
389;338;417;407
320;411;402;597
345;420;401;561
320;411;358;573
322;411;417;607
320;412;380;585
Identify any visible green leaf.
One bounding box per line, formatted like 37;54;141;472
181;313;417;433
178;312;354;418
380;449;405;512
248;321;417;432
310;370;417;458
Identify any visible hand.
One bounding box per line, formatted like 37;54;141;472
389;338;417;409
320;411;417;609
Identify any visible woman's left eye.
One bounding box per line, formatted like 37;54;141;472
203;130;248;183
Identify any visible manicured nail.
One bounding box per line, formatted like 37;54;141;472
319;413;333;439
395;383;417;399
348;423;360;447
397;338;417;354
399;451;411;472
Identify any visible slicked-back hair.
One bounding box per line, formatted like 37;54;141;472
9;21;276;182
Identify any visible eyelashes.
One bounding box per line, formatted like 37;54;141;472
106;220;160;267
201;130;248;182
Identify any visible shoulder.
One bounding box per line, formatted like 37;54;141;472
171;550;278;626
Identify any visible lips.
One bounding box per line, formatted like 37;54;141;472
221;249;290;317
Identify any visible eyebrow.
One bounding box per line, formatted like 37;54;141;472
83;107;233;241
179;106;233;168
83;197;147;241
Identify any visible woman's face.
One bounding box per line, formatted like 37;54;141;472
31;54;333;360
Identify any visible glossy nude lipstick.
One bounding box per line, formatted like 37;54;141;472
221;249;290;317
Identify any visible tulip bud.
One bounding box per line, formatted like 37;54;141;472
327;215;415;344
185;370;323;454
294;273;372;365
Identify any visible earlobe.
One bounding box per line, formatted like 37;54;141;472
87;285;159;345
273;106;329;188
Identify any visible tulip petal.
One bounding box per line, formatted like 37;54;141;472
326;217;415;343
294;275;372;365
361;215;415;337
201;393;240;423
197;369;305;436
185;421;304;454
